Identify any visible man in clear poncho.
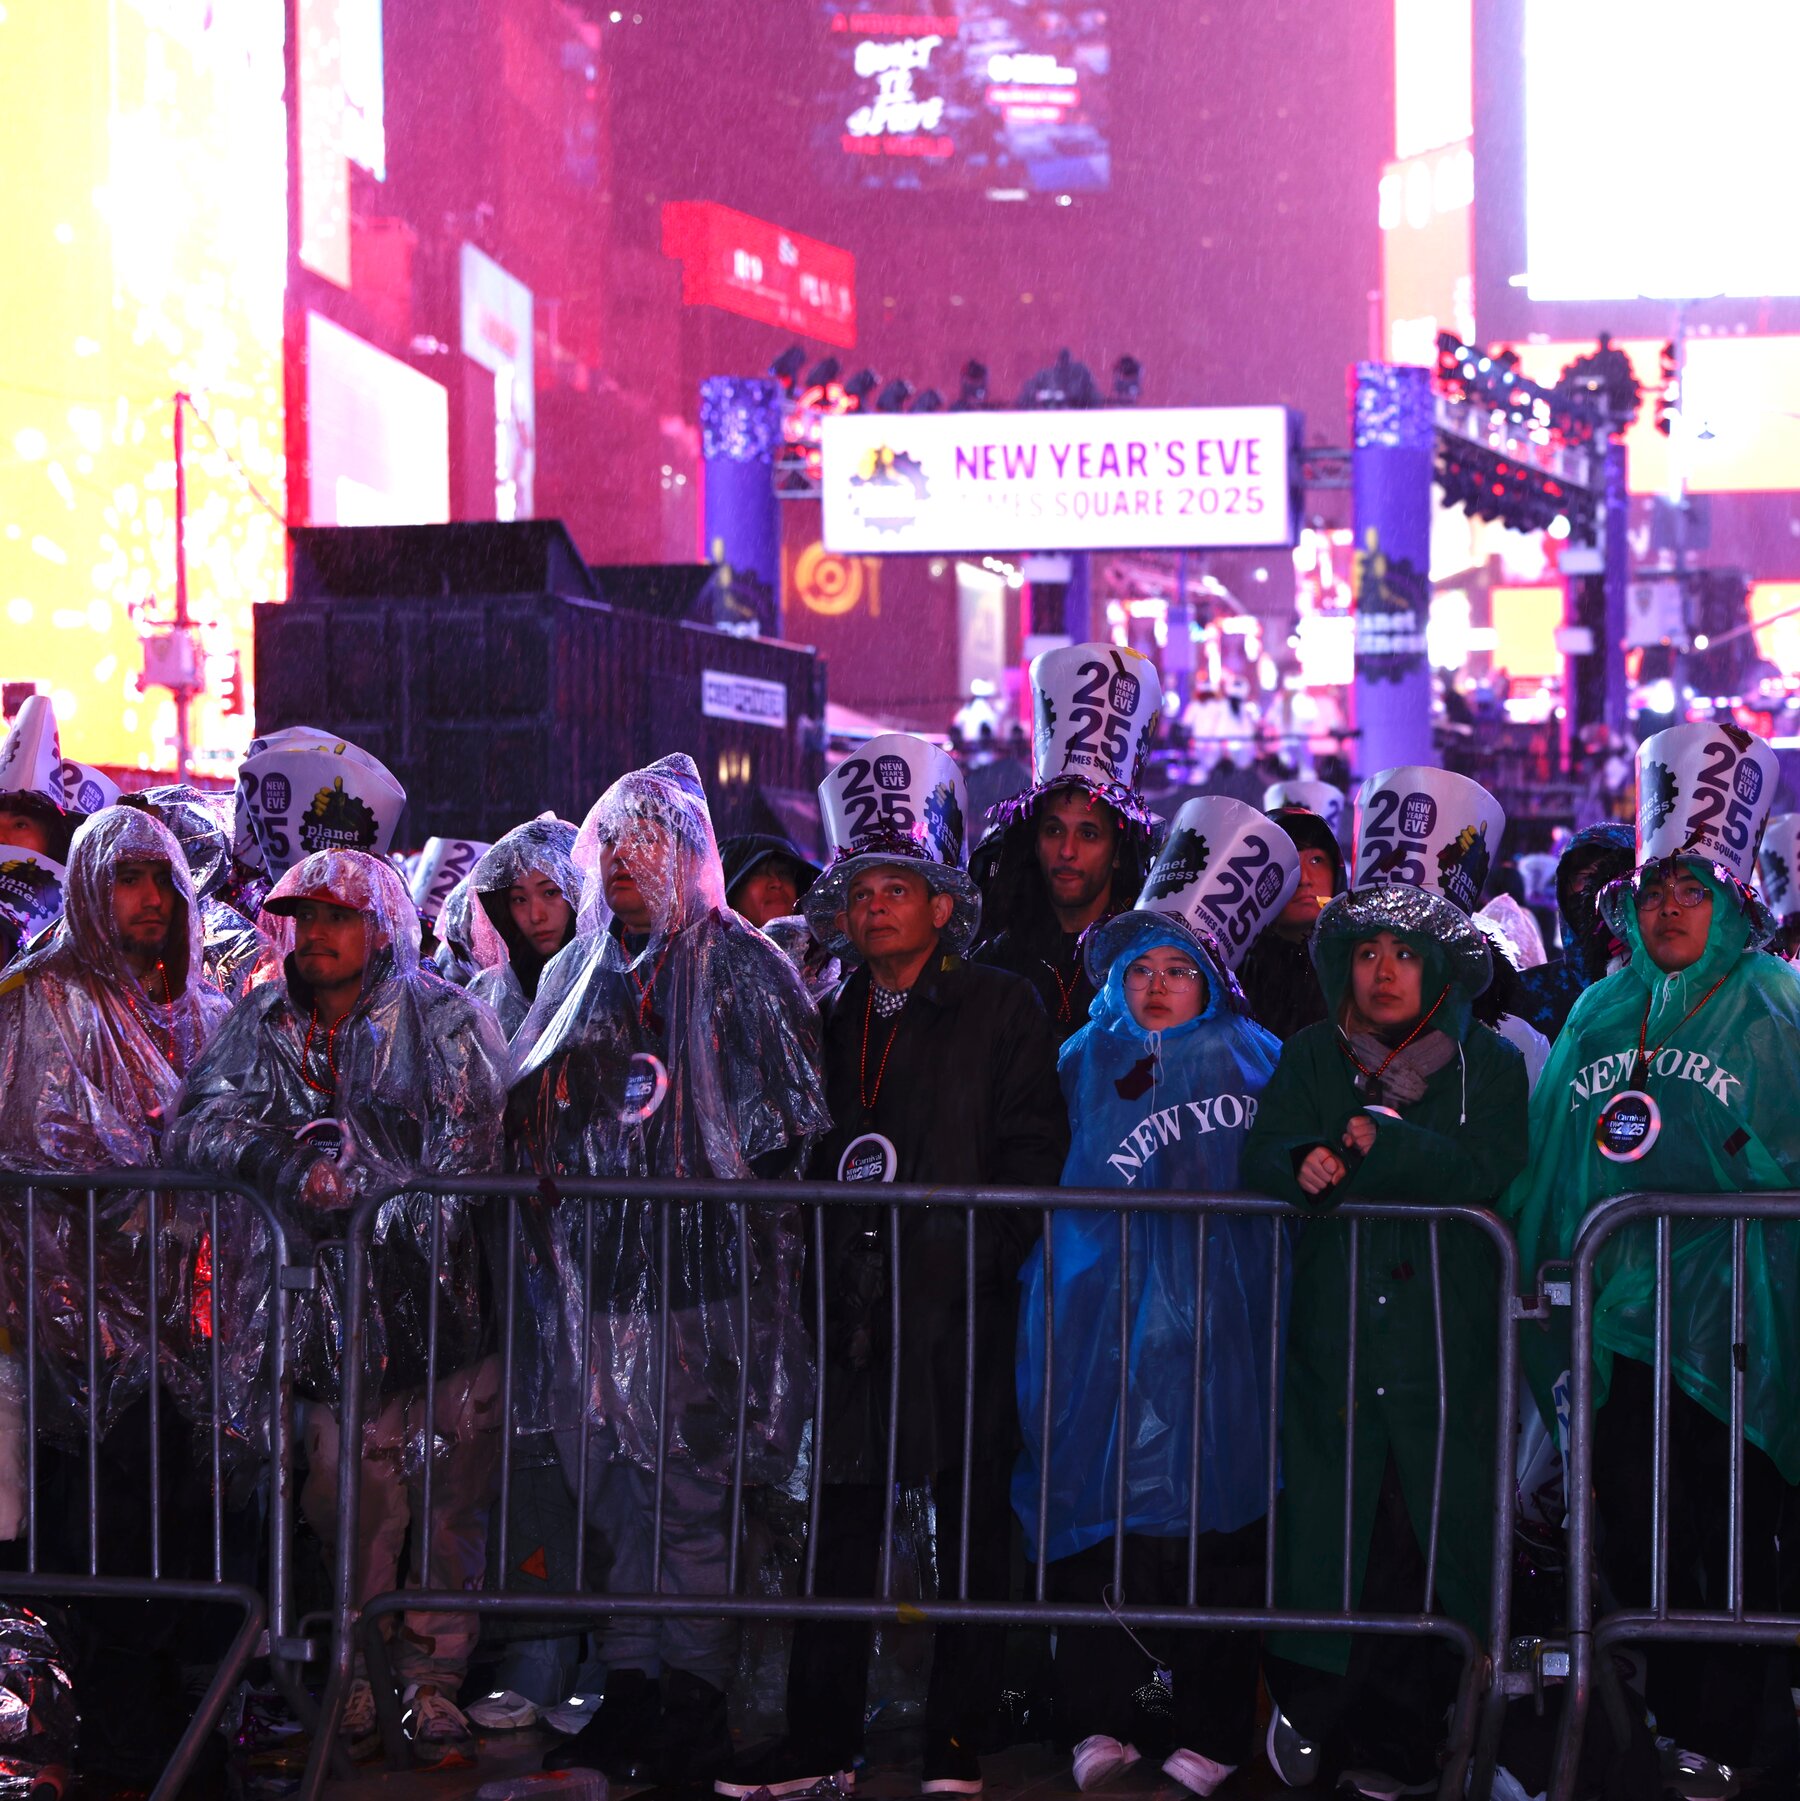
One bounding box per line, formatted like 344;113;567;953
1503;726;1800;1792
506;754;829;1786
467;817;582;1039
1014;909;1284;1798
0;805;227;1435
123;784;267;1000
165;848;510;1766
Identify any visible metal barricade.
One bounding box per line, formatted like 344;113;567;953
0;1169;307;1800
303;1177;1527;1801
1548;1190;1800;1801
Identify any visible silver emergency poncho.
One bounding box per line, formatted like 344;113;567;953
466;817;581;1039
166;850;509;1415
132;784;267;999
0;806;229;1437
507;755;830;1482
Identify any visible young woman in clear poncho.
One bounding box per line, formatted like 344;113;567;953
1013;912;1284;1798
466;816;581;1039
504;755;829;1784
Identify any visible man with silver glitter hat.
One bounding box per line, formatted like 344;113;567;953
717;735;1066;1801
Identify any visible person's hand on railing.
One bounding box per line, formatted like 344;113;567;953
1296;1146;1347;1196
1342;1114;1377;1156
299;1153;351;1212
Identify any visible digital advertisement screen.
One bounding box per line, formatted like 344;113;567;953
1523;0;1800;302
818;3;1109;196
0;0;288;773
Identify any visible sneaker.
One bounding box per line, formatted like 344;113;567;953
1072;1736;1142;1791
922;1736;984;1796
545;1667;662;1778
339;1678;379;1752
402;1684;477;1769
465;1688;543;1731
1162;1749;1237;1798
1267;1708;1321;1787
544;1691;605;1737
1660;1745;1739;1800
1335;1772;1437;1800
714;1742;858;1798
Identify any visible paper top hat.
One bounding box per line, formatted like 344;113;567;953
1756;812;1800;923
409;837;492;921
236;728;407;883
804;733;980;956
0;696;63;811
1352;765;1505;917
1634;722;1779;888
1126;794;1300;970
0;844;67;949
56;763;120;816
1263;778;1346;837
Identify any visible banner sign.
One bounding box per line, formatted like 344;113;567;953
701;669;788;729
820;406;1300;554
663;202;856;349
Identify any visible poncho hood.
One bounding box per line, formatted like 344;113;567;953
471;817;581;992
1310;887;1481;1041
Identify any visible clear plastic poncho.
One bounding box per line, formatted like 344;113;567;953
507;754;830;1482
0;806;229;1437
132;783;268;1000
165;849;510;1417
1504;864;1800;1481
466;816;581;1039
1014;914;1287;1562
431;871;500;989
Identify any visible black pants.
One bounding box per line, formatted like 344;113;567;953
784;1462;1012;1762
1048;1526;1263;1768
1594;1354;1799;1778
1264;1455;1464;1788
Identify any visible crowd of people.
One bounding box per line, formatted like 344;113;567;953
1;662;1799;1801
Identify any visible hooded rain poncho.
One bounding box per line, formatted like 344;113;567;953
131;784;267;1000
466;817;581;1039
1014;914;1285;1563
0;806;229;1436
1502;863;1800;1481
506;755;830;1483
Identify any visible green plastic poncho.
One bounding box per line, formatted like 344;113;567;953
1502;866;1800;1482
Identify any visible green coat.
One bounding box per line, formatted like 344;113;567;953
1500;869;1800;1483
1241;924;1528;1674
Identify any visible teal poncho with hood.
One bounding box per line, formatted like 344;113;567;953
1013;913;1285;1563
1241;889;1529;1673
1502;863;1800;1482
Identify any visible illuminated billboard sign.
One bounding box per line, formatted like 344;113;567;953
819;4;1110;195
820;408;1299;555
662;202;856;348
459;244;535;519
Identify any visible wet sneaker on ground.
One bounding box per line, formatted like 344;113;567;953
922;1736;984;1795
465;1688;542;1731
1660;1745;1738;1800
339;1678;379;1753
402;1684;477;1769
1335;1771;1437;1800
544;1691;605;1737
714;1741;858;1798
1267;1709;1321;1787
544;1667;661;1778
1071;1735;1141;1791
1162;1749;1237;1798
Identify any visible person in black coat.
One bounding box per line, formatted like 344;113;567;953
716;736;1068;1801
1237;805;1344;1040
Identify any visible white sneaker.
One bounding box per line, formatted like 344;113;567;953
402;1684;476;1767
465;1687;543;1731
340;1678;377;1745
1072;1735;1141;1791
545;1690;605;1737
1161;1748;1236;1798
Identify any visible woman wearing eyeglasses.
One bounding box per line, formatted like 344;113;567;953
1505;725;1800;1801
1013;906;1284;1799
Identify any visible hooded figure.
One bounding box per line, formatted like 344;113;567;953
1512;822;1635;1042
1238;805;1345;1041
0;806;228;1436
1014;913;1284;1795
466;818;582;1038
1241;776;1529;1795
431;871;499;989
506;755;828;1787
125;784;267;1000
165;847;510;1761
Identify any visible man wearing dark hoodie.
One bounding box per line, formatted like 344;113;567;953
1237;804;1344;1041
467;817;582;1038
1512;822;1636;1042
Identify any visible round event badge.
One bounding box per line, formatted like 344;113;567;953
296;1117;358;1170
613;1052;670;1125
837;1131;898;1184
1595;1089;1661;1163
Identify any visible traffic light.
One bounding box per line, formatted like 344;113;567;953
1655;339;1679;438
222;650;245;716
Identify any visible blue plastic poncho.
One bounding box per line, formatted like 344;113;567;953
1014;914;1286;1563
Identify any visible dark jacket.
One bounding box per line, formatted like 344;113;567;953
1237;928;1328;1042
809;953;1069;1484
973;923;1096;1046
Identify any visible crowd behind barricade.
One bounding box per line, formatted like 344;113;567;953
1;663;1800;1801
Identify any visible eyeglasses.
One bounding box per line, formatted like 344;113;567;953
1634;880;1709;913
1123;962;1203;990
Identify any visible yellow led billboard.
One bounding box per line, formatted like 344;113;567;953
0;0;287;774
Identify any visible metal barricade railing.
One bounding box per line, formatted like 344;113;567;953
303;1176;1528;1801
0;1169;308;1800
1548;1189;1800;1801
